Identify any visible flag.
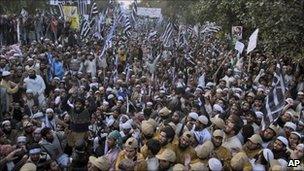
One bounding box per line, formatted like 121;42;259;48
80;19;90;38
20;8;28;18
262;60;286;129
124;16;132;38
235;41;245;54
90;2;98;16
58;2;64;19
178;25;188;48
161;22;174;47
247;28;259;54
131;0;137;24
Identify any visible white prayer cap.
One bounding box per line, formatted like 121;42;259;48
285;98;294;104
34;128;42;134
108;94;115;99
277;136;289;147
297;143;304;150
13;53;21;57
26;89;34;94
189;112;198;120
53;77;60;80
252;164;265;171
117;96;124;101
17;136;27;143
147;102;153;106
46;108;54;113
54;88;61;92
121;122;132;130
233;88;243;93
208;158;222;171
27;58;34;61
2;71;11;77
284;122;296;131
1;120;10;126
255;111;264;119
297;91;304;96
106;87;113;92
198;115;209;125
213;104;224;113
291;131;301;139
103;101;109;106
160;90;166;94
215;88;223;94
262;149;274;162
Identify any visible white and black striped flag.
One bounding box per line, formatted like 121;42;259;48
161;22;174;47
178;25;188;48
57;2;64;19
80;19;91;39
262;60;286;129
131;0;137;24
90;2;99;16
124;16;132;38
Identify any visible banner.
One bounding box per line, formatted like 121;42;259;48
137;7;162;18
235;41;245;54
232;26;243;40
63;6;80;30
247;28;259;54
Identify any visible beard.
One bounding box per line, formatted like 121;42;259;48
29;75;37;79
48;115;54;120
160;140;168;147
3;128;12;134
75;107;83;114
261;134;273;142
179;143;188;150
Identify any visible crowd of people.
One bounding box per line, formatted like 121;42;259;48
0;6;304;171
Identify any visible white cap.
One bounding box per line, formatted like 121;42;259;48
108;94;115;99
215;88;223;94
2;71;11;77
208;158;222;171
262;149;274;162
189;112;198;120
17;136;27;143
46;108;54;113
147;102;153;106
1;120;10;126
291;131;301;139
213;104;224;113
198;115;208;125
297;143;304;150
277;136;289;147
255;111;264;119
103;101;109;106
106;87;113;92
284;122;296;131
26;89;34;94
117;96;124;101
121;122;132;130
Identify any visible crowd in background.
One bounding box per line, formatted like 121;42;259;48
0;6;304;171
